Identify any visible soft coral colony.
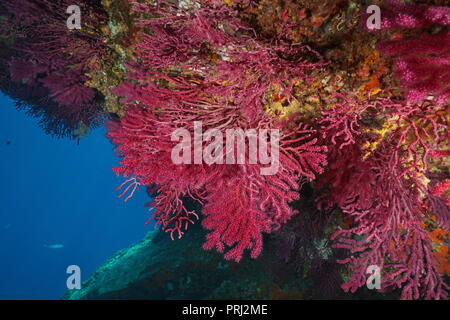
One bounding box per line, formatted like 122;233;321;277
1;0;449;299
0;0;113;138
108;0;449;299
108;0;329;262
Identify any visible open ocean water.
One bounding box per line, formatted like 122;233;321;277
0;93;151;299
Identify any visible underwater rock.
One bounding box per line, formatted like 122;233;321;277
62;223;303;300
62;204;399;300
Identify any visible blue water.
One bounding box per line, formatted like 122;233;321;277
0;93;151;299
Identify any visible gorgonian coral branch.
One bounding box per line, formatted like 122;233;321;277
330;147;448;300
318;91;449;299
378;31;450;106
107;0;328;262
371;1;450;106
107;93;327;261
1;0;108;137
371;0;450;30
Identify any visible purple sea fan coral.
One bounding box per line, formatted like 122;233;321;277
39;73;96;106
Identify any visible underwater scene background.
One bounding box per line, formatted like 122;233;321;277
0;0;449;300
0;93;150;299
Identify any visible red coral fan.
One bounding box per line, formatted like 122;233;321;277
38;73;96;106
318;92;449;299
108;87;327;261
429;176;450;226
373;0;450;30
428;173;450;230
107;0;327;263
212;43;324;121
107;1;448;299
378;31;450;105
371;1;450;106
129;0;326;121
330;149;448;300
431;180;450;201
1;0;108;137
131;0;244;70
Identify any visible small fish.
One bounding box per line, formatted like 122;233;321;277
44;244;64;249
5;141;11;145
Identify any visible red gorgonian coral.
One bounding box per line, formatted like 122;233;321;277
0;0;448;301
1;0;108;137
107;0;327;262
318;92;449;299
329;147;449;300
106;0;449;299
373;1;450;106
374;0;450;30
108;77;327;262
